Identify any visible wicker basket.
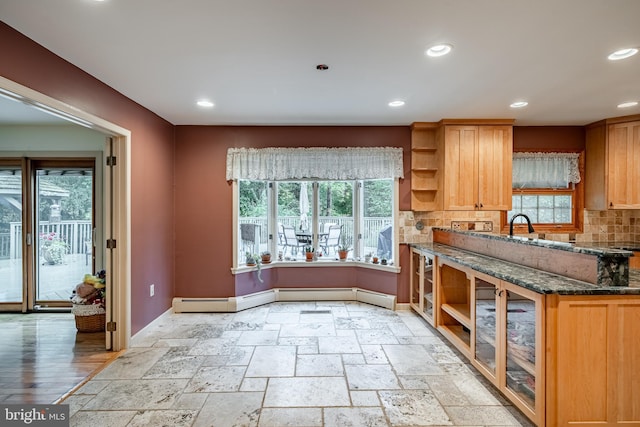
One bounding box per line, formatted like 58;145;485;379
74;313;105;332
72;304;106;332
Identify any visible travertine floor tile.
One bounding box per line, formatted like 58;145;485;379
58;302;534;427
264;377;350;407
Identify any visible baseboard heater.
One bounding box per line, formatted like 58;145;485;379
172;287;396;313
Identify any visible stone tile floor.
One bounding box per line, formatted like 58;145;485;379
65;302;534;426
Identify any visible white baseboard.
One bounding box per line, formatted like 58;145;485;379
172;297;234;313
172;287;397;313
131;307;172;343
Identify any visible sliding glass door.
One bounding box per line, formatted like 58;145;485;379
0;163;24;304
0;159;95;310
35;162;94;304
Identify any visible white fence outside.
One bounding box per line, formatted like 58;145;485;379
239;216;392;257
3;221;92;259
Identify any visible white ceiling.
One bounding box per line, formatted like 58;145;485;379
1;0;639;126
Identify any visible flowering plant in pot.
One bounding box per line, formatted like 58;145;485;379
40;231;68;265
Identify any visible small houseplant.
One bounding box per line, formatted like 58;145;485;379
261;251;272;264
337;235;351;261
304;246;315;261
245;252;263;282
246;252;258;266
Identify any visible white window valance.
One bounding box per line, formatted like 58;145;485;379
226;147;404;181
512;152;581;189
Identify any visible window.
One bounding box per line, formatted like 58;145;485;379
228;147;403;267
238;178;395;265
503;152;583;233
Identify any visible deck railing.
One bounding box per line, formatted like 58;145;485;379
239;216;392;256
5;221;92;259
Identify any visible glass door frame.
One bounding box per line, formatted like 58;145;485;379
31;158;97;309
0;158;28;311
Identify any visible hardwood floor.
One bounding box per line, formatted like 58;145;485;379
0;312;118;404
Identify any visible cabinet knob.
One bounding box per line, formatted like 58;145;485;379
610;202;613;207
474;203;478;209
480;203;483;208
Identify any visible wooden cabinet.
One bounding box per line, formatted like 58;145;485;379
586;116;640;209
409;248;436;326
546;295;640;426
423;252;640;427
473;272;544;425
410;119;513;211
442;122;513;211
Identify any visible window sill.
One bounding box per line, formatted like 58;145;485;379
231;260;400;275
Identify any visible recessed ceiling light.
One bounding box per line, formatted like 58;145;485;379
618;101;639;108
388;100;405;107
426;44;452;57
196;100;214;108
510;101;529;108
608;48;638;61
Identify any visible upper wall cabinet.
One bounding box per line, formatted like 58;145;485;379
442;123;513;211
411;119;513;211
585;116;640;210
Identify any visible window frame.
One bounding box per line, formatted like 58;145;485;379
501;151;584;234
233;178;399;270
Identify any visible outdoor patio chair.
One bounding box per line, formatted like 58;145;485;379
320;224;342;255
280;224;306;256
240;223;260;255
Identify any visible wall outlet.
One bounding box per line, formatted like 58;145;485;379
150;284;155;297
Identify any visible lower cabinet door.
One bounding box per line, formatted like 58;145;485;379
473;275;499;382
501;282;544;425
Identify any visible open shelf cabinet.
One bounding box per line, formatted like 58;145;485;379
437;259;471;358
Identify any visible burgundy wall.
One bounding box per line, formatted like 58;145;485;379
1;22;175;334
513;126;585;152
174;125;411;299
1;21;593;329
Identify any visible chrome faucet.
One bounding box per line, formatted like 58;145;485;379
509;213;535;236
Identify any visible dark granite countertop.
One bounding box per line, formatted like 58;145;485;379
412;243;640;296
433;228;634;258
575;241;640;252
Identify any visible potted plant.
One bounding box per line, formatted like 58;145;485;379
380;258;388;265
261;251;272;264
245;252;263;282
337;235;351;261
304;246;315;262
246;252;258;266
40;231;69;265
364;252;372;263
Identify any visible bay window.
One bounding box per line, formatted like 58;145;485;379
228;147;403;268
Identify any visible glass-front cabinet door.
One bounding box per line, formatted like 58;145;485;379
422;254;435;323
409;249;436;327
473;274;499;382
502;282;543;424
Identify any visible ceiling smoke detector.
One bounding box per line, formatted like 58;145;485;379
316;64;329;70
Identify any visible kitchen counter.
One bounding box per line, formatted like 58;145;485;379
412;242;640;296
431;228;634;288
574;240;640;251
